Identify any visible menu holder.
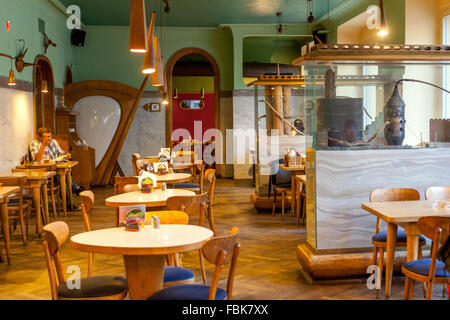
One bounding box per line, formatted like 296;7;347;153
153;162;169;175
138;171;157;193
119;205;146;231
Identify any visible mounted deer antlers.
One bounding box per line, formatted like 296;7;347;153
43;33;57;54
15;39;37;72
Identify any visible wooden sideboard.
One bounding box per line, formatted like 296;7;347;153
55;110;95;189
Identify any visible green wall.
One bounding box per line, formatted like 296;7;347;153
0;0;75;88
243;37;305;65
72;26;233;91
172;76;214;93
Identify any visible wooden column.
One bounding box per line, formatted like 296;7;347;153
273;86;283;135
264;86;274;135
283;86;292;135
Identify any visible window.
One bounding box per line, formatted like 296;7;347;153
443;16;450;118
179;100;204;110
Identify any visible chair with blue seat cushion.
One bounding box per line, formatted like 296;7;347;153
148;227;240;300
43;221;128;300
269;159;292;217
402;216;450;300
369;188;426;298
174;163;205;194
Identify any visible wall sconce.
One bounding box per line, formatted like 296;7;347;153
8;60;16;86
173;88;178;98
41;80;49;93
200;88;205;98
377;0;388;36
162;92;169;105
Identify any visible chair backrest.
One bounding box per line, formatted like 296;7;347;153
131;153;141;176
201;227;240;300
166;192;209;218
145;210;189;225
135;158;159;176
80;190;95;232
417;216;450;281
369;188;420;233
173;151;194;164
369;188;420;202
114;176;139;195
123;184;140;193
425;186;450;201
43;221;70;300
271;159;291;185
205;169;216;204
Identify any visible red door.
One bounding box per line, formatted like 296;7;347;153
172;92;215;142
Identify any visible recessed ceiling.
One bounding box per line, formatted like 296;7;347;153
59;0;345;27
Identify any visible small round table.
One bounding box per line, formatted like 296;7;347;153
154;172;192;184
71;225;213;300
105;189;196;208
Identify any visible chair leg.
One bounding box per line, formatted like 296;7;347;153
207;206;216;235
26;205;30;241
443;283;447;297
18;206;27;245
426;281;434;300
371;247;377;269
301;196;306;225
376;247;384;299
296;192;301;226
404;277;411;300
417;246;427;298
272;191;277;216
199;249;207;285
87;252;94;277
281;192;285;218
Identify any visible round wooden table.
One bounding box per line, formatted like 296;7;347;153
71;225;213;300
153;172;192;184
105;189;196;208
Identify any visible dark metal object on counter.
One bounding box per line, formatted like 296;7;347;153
384;85;406;145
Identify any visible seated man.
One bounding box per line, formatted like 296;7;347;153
29;127;84;210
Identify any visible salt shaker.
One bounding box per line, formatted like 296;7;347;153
151;215;160;229
161;182;167;191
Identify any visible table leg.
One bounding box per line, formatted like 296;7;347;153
385;223;397;299
41;183;50;225
33;186;42;237
0;203;11;264
60;173;67;217
67;171;74;210
406;233;419;299
291;172;296;213
123;255;165;300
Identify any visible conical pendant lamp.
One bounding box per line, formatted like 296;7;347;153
129;0;148;53
142;11;156;74
377;0;388;36
152;35;164;86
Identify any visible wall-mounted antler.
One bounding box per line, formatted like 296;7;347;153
15;39;37;72
43;33;57;54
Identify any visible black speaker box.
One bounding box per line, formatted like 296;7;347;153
71;29;86;46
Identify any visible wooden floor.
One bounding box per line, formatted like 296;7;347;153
0;178;447;300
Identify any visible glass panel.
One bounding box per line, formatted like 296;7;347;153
304;61;450;251
72;95;121;167
179;100;204;110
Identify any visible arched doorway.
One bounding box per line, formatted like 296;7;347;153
33;55;55;133
166;48;221;175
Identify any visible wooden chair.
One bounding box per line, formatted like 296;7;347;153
131;153;141;176
135;158;159;176
270;159;292;217
43;221;128;300
148;227;240;300
174;163;205;194
204;169;217;235
370;188;427;298
113;176;139;226
144;210;197;287
0;176;30;245
402;216;450;300
165;192;210;284
80;190;95;277
425;186;450;202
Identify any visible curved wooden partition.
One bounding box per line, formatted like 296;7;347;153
64;78;149;186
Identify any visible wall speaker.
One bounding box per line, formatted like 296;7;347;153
71;29;86;46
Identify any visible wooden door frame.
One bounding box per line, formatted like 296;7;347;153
33;55;55;137
165;47;221;176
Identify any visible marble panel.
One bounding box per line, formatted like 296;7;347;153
315;148;450;250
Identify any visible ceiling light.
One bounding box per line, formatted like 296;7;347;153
152;35;164;86
162;92;169;105
142;11;156;74
129;0;148;53
377;0;388;37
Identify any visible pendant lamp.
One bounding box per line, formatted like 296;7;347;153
142;11;156;74
152;35;164;86
8;61;16;86
41;80;49;93
129;0;148;53
377;0;388;36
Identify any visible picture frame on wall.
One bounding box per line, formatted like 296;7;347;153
150;103;160;112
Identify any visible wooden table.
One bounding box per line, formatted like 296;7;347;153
295;175;306;226
0;186;20;264
0;171;56;236
137;172;192;185
278;164;305;213
17;161;79;216
361;200;450;299
105;189;196;208
71;225;213;300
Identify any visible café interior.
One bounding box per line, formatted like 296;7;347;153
0;0;449;301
